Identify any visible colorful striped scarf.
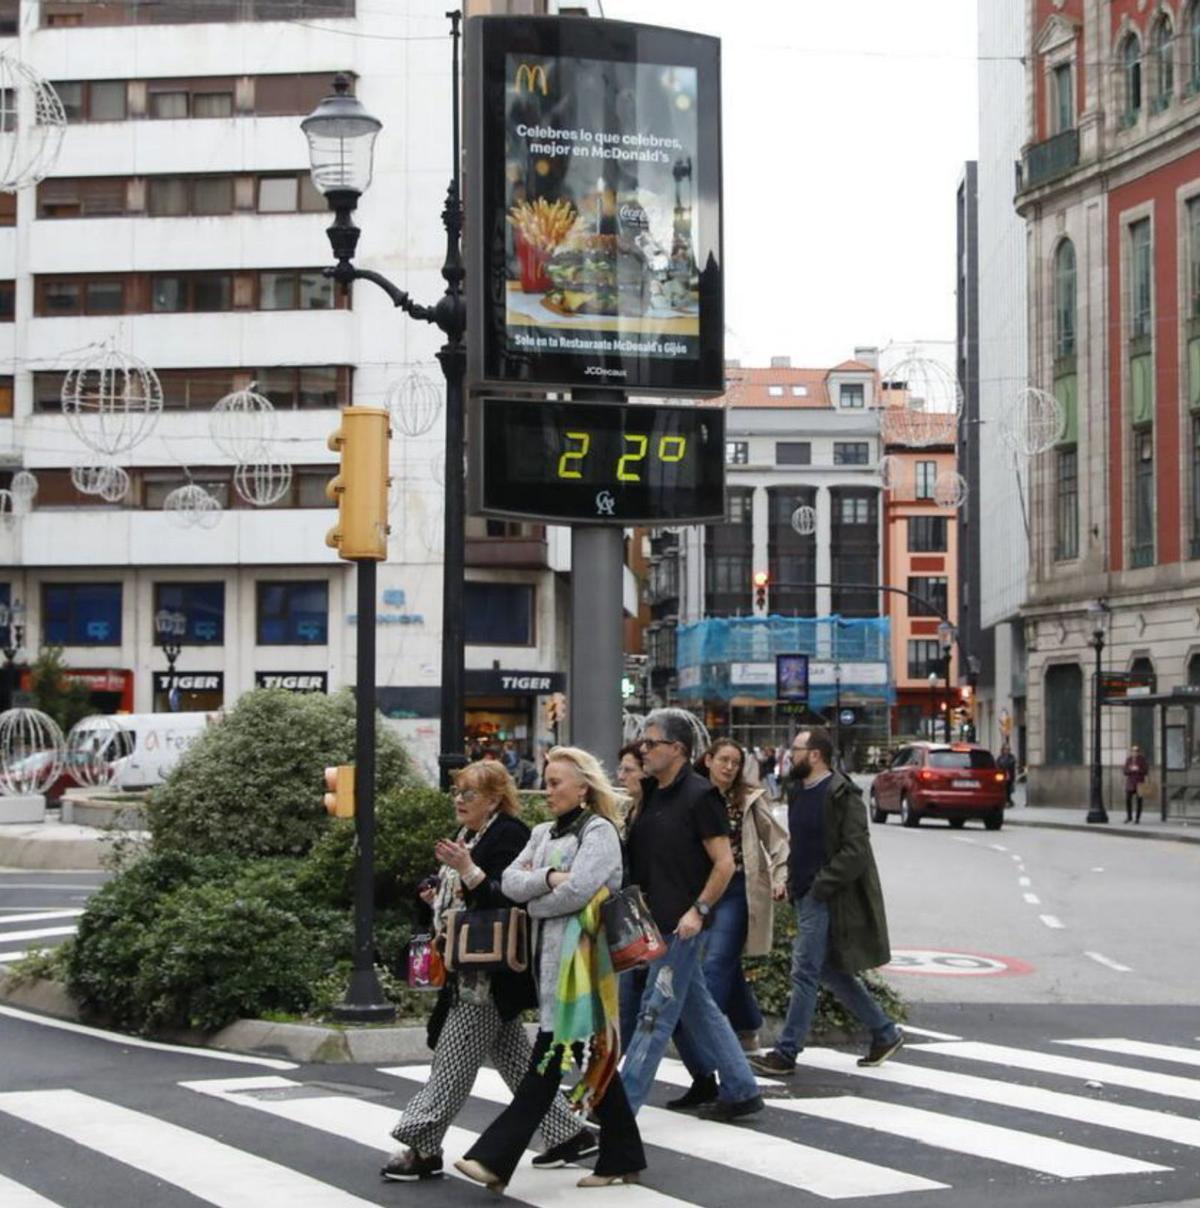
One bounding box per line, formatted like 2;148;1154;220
538;886;620;1111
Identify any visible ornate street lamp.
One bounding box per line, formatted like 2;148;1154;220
927;671;939;740
0;599;26;711
154;608;186;674
937;620;955;733
1087;600;1109;824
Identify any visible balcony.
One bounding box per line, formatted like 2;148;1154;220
1022;128;1079;190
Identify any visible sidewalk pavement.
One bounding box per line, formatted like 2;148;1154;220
0;815;111;870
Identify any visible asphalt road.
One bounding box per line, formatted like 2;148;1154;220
0;870;108;969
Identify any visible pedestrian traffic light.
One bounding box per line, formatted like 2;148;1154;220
326;406;391;560
543;692;567;727
323;764;355;818
753;570;769;614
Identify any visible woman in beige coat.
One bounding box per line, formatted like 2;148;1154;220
667;738;790;1109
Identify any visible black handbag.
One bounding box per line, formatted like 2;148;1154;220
443;906;529;974
600;885;668;972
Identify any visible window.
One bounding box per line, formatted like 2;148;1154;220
0;280;13;322
767;385;784;397
42;582;122;645
775;441;811;466
52;80;126;122
191;273;232;311
154;582;224;645
0;192;13;228
256;581;328;645
192;177;233;215
150;90;188;119
148;272;233;313
907;576;947;617
830;488;878;616
908;515;948;551
1055;447;1079;560
254;73;345;117
724;440;748;465
259;270;335;310
705;486;753;616
0;376;12;418
915;460;937;499
55;81;84;121
833;441;869;466
1053;62;1073;133
1130;656;1157;764
36;177;127;218
791;385;808;397
258;175;299;212
1193;1;1200;92
1122;33;1142;121
768;487;816;617
1191;196;1200;320
147;177;189;217
463;582;534;645
839;383;864;409
907;639;943;680
1054;239;1076;359
85;280;124;314
1151;16;1174;109
1132;427;1155;568
192;91;234;118
1045;664;1083;765
1129;219;1152;340
1192;415;1200;558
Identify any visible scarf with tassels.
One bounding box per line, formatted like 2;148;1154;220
537;885;620;1112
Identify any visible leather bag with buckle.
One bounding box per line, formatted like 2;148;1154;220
443;906;529;974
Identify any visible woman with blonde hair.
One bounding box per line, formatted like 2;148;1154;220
382;759;592;1182
456;747;646;1191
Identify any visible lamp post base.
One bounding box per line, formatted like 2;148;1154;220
331;968;396;1024
1086;801;1109;824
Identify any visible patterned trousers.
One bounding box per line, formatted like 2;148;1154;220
390;998;583;1157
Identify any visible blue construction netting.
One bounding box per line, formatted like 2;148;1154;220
676;615;894;707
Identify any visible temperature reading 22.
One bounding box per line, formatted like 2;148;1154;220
556;431;688;482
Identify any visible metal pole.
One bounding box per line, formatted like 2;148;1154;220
1087;634;1108;824
571;525;624;769
335;558;395;1021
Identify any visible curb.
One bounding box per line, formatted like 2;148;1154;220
0;829;107;871
1003;816;1200;845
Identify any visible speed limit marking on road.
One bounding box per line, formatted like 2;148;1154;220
881;949;1034;977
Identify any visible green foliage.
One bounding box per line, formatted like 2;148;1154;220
5;940;72;986
745;905;907;1038
28;648;94;734
146;688;413;859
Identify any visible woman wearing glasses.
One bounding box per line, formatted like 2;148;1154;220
382;759;591;1183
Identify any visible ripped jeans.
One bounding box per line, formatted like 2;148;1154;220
619;931;759;1114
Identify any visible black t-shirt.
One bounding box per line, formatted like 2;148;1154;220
787;773;830;900
628;763;730;933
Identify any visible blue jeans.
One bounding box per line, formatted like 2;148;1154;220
776;891;900;1061
620;931;759;1113
673;873;763;1079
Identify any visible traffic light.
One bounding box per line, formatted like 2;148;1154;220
753;570;769;614
326;406;391;560
543;692;567;727
323;764;355;818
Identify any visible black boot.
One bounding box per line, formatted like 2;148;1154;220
666;1073;718;1110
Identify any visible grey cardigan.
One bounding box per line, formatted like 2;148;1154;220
501;811;623;1030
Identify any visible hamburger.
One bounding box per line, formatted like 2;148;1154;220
542;233;650;317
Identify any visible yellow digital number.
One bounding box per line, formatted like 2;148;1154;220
557;430;590;479
616;433;649;482
658;435;687;462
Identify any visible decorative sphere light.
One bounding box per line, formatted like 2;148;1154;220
65;714;128;791
0;708;66;797
932;471;968;510
0;54;67;193
386;370;442;438
233;459;294;507
1003;387;1066;457
61;343;163;456
10;470;37;512
878;454;900;492
791;504;817;536
209;384;278;463
164;482;222;529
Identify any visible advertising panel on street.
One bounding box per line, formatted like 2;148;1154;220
466;16;723;396
776;653;810;703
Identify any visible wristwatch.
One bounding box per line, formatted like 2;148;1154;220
694;900;711;918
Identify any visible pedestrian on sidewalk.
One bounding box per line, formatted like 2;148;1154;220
456;747;645;1192
667;737;789;1110
382;760;590;1183
619;710;765;1123
750;726;904;1078
1123;744;1149;823
997;743;1017;806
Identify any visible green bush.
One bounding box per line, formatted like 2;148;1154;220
146;688;413;859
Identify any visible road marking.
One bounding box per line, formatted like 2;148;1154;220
655;1055;782;1088
0;908;84;919
0;1006;297;1070
990;844;1008;852
882;949;1034;977
0;950;28;965
1092;867;1105;873
1010;854;1021;861
383;1064;947;1199
1085;951;1132;973
1023;893;1041;905
900;1025;963;1041
1059;1039;1200;1068
917;1042;1200;1103
0;1172;63;1206
1039;914;1065;929
0;1089;378;1207
0;926;76;944
773;1094;1168;1178
794;1048;1200;1148
1018;876;1031;887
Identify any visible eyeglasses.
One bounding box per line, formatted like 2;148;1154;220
452;788;481;802
638;738;674;750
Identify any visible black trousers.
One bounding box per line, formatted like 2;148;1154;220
464;1029;646;1183
1125;790;1143;821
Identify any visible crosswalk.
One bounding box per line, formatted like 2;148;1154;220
2;1032;1199;1206
0;909;82;967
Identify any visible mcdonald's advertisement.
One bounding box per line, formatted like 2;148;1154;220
467;16;724;396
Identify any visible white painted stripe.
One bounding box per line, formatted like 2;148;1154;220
383;1064;946;1199
773;1094;1168;1178
0;950;28;965
0;909;84;921
0;1006;297;1070
0;926;76;944
1017;876;1031;887
1085;951;1132;973
898;1025;962;1041
917;1041;1200;1103
0;1172;63;1206
794;1047;1200;1149
1059;1038;1200;1069
990;844;1008;851
0;1090;378;1207
1039;914;1065;929
654;1055;782;1089
1010;854;1021;861
184;1075;694;1208
1022;893;1041;905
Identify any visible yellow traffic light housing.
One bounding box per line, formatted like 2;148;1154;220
326;406;391;560
324;764;355;819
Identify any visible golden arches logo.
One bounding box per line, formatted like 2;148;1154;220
514;63;549;95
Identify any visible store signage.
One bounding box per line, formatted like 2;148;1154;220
255;672;328;693
731;662;775;686
466;16;724;396
472;397;725;525
152;672;223;693
465;669;566;695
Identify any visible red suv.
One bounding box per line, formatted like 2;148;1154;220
869;743;1007;830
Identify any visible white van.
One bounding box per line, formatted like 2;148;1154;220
71;712;220;790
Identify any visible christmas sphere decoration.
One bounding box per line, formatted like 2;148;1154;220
932;471;969;510
1002;387;1066;457
0;54;67;193
884;355;962;447
386;370;442;438
96;464;130;503
164;482;222;529
878;454;900;492
61;343;164;455
209;384;278;462
65;714;127;790
0;488;13;526
0;708;66;797
233;458;294;507
791;504;817;536
71;462;118;497
10;470;37;513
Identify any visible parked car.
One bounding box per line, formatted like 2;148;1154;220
869;742;1007;830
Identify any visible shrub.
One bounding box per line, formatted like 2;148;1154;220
28;647;94;734
146;688;413;859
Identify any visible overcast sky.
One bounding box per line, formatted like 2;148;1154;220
600;0;979;369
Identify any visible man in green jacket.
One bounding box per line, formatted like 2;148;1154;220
749;726;903;1075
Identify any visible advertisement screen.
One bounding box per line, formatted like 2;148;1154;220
467;17;723;396
776;654;810;704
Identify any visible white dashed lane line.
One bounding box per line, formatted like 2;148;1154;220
1022;893;1041;905
1085;951;1132;973
1039;914;1066;929
1018;876;1031;887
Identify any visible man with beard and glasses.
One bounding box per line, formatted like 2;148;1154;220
749;726;903;1076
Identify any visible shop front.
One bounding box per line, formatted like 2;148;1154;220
18;667;134;714
152;671;224;714
465;668;566;757
254;671;328;694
